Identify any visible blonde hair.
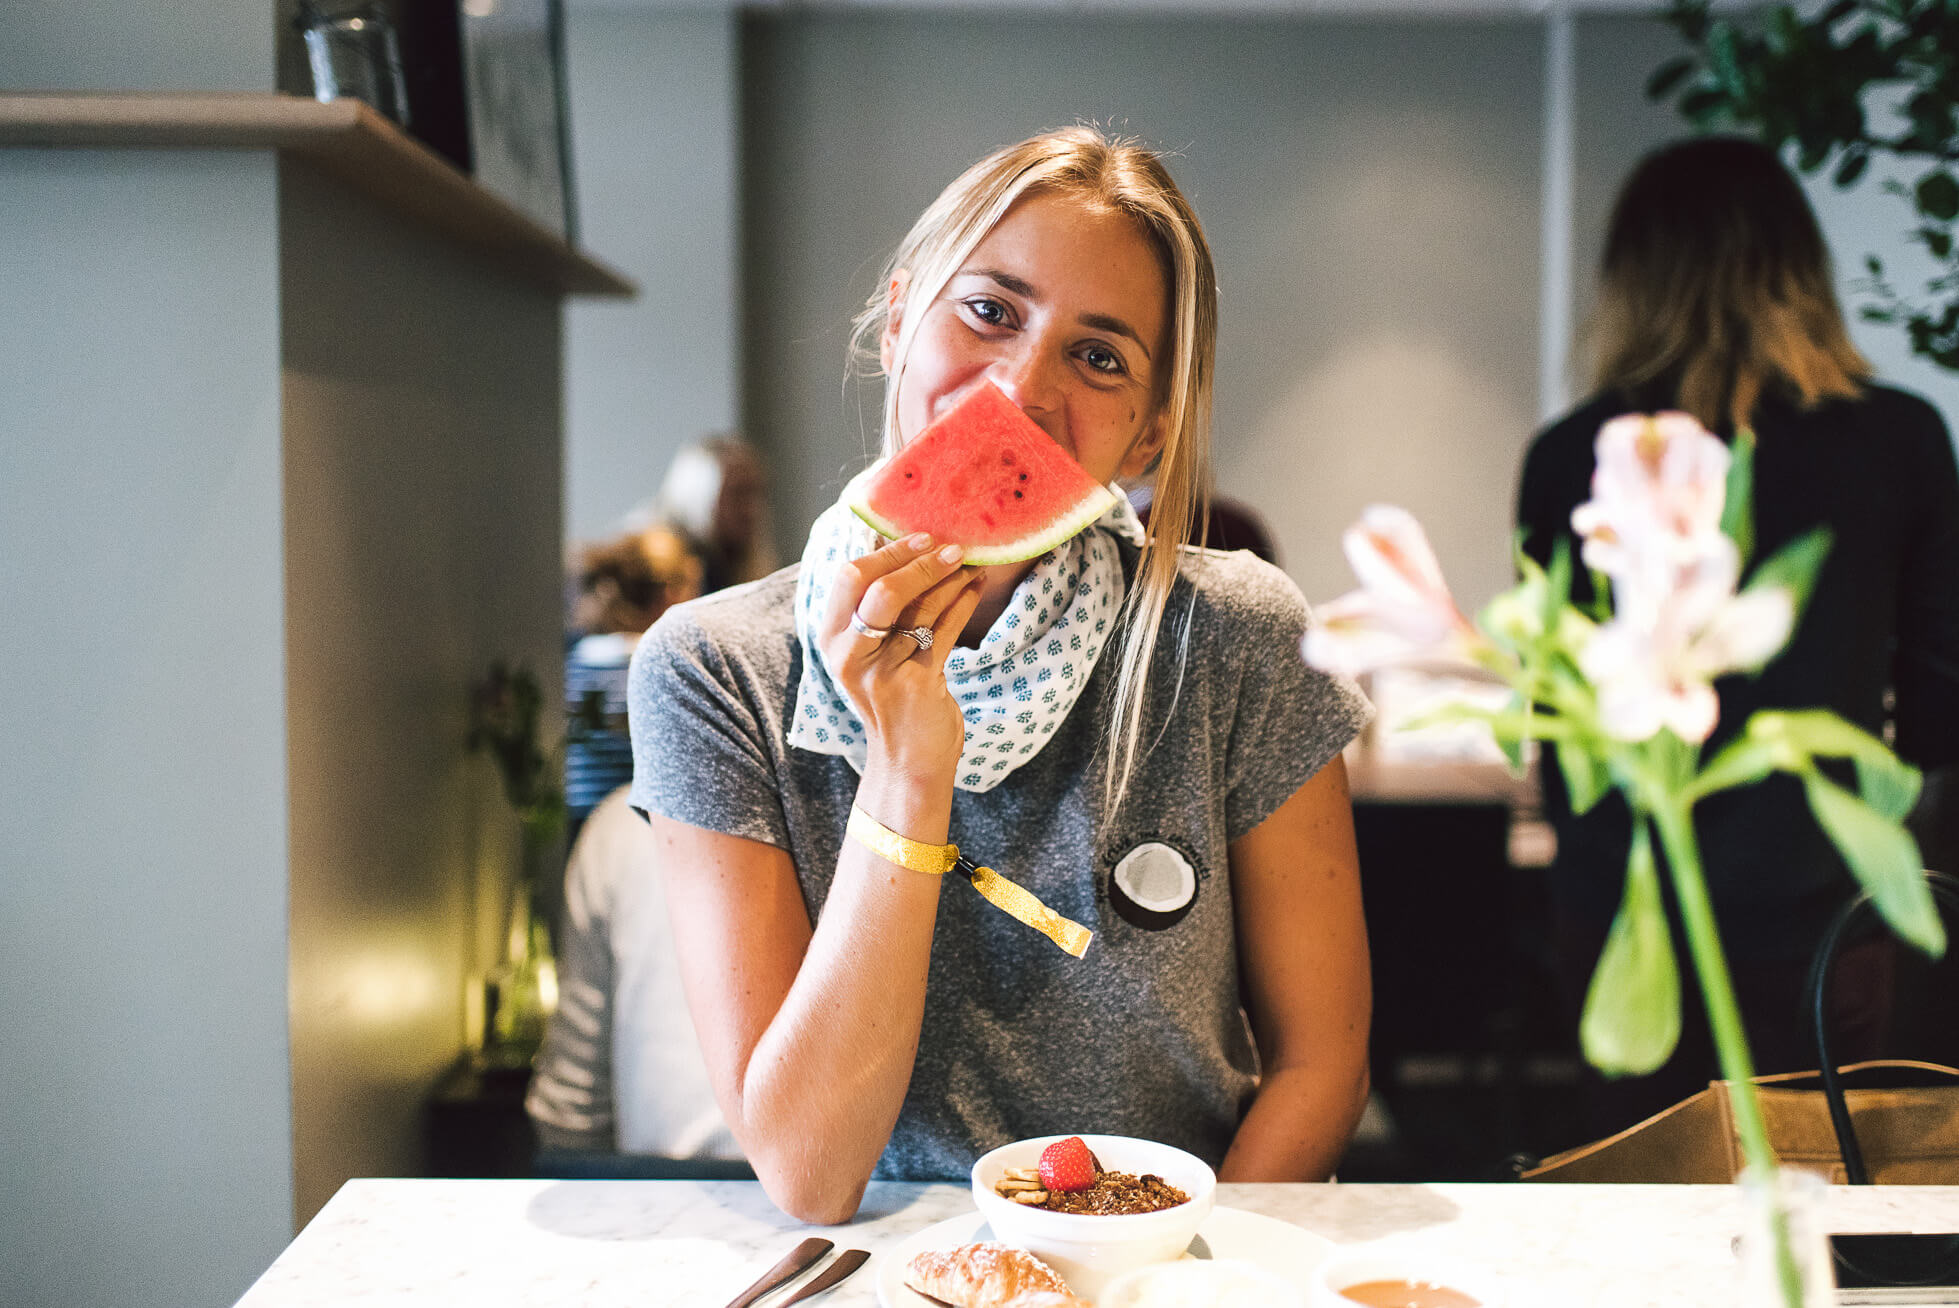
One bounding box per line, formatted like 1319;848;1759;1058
1591;136;1870;430
850;126;1220;815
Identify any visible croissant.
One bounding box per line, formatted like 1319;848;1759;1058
903;1242;1088;1308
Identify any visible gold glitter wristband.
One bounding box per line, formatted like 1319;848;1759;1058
845;805;1092;958
846;806;959;877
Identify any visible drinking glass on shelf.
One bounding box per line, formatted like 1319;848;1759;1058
295;1;410;128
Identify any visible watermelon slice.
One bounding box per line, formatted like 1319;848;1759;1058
843;382;1118;566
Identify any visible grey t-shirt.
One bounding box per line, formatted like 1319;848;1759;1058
628;545;1370;1180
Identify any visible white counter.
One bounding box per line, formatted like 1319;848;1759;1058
234;1179;1959;1307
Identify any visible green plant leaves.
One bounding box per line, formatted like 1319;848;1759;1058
1740;525;1831;616
1919;170;1959;223
1647;55;1697;99
1722;428;1758;567
1558;741;1613;816
1804;772;1945;955
1728;710;1940;957
1691;735;1779;799
1649;0;1959;376
1581;821;1682;1076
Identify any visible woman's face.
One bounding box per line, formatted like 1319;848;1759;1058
883;190;1171;488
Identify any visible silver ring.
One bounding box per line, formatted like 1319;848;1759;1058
849;611;892;641
901;626;935;652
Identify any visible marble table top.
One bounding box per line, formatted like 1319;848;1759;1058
234;1179;1959;1307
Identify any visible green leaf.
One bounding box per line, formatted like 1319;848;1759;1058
1498;694;1530;773
1919;170;1959;223
1803;771;1945;957
1752;708;1897;768
1580;821;1682;1076
1584;566;1615;622
1855;752;1923;823
1722;428;1757;568
1680;87;1730;122
1398;700;1576;743
1546;534;1574;634
1740;524;1831;618
1835;147;1871;188
1647;55;1698;101
1708;24;1746;98
1557;740;1613;816
1691;735;1779;799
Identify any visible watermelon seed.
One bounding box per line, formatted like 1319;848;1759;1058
1014;490;1023;499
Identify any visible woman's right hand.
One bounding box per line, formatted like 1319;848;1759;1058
818;533;986;782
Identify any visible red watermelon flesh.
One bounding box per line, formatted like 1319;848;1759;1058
843;382;1118;566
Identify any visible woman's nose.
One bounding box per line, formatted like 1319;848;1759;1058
986;345;1065;430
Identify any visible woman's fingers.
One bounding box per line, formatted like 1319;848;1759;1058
821;533;933;641
926;574;988;674
901;558;980;634
853;542;967;633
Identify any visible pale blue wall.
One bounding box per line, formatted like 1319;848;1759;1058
0;0;271;91
562;7;740;545
0;150;291;1308
739;10;1545;611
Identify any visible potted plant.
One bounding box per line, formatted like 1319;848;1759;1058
1304;412;1945;1308
467;660;568;1066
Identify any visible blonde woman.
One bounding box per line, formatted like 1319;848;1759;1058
1519;136;1959;1136
629;127;1373;1222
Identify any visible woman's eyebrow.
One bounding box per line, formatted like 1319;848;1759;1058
1079;312;1152;363
965;269;1154;363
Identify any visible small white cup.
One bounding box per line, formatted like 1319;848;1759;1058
1310;1249;1500;1308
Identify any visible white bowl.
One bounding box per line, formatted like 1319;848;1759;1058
970;1133;1216;1299
1100;1257;1304;1307
1309;1249;1499;1308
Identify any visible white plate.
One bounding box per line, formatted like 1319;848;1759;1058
876;1205;1337;1306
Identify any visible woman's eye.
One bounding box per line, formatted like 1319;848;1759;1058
964;297;1009;327
1081;344;1127;376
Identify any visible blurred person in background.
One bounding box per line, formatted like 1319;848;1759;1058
632;434;776;595
525;785;746;1167
1518;136;1959;1140
563;525;702;845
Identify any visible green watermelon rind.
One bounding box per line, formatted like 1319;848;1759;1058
842;461;1118;567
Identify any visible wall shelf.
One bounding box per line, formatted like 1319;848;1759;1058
0;92;635;298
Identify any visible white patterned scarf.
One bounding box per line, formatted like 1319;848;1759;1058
789;488;1144;792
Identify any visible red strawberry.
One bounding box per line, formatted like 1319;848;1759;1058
1037;1136;1097;1193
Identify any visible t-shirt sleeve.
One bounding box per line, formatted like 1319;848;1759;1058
1220;568;1374;842
626;609;792;849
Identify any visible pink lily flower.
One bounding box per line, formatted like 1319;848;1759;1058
1303;505;1476;680
1572;413;1795;742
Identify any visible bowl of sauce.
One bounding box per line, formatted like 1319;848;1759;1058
1311;1251;1497;1308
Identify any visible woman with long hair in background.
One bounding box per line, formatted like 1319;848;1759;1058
1518;136;1959;1140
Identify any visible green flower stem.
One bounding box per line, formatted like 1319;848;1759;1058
1651;796;1804;1307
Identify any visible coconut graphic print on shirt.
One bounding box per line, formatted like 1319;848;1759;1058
1108;841;1202;931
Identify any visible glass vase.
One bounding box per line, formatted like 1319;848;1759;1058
1737;1166;1836;1308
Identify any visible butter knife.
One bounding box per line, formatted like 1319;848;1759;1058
775;1249;870;1306
725;1237;835;1308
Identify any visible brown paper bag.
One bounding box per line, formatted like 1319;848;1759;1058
1522;1059;1959;1183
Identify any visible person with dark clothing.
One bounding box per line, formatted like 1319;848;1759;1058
1518;137;1959;1139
